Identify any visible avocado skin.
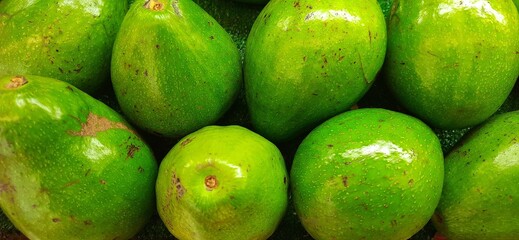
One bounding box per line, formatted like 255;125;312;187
291;108;444;240
156;125;288;240
0;75;158;240
0;0;127;94
384;0;519;129
245;0;387;143
433;111;519;240
111;0;242;138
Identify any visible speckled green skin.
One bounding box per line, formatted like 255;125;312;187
156;125;288;240
0;75;158;239
384;0;519;129
0;0;127;94
244;0;387;143
433;111;519;240
291;108;444;240
111;0;242;138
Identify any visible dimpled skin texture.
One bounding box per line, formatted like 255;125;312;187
156;125;288;240
0;0;128;94
244;0;387;143
384;0;519;129
0;75;158;240
291;108;444;240
111;0;242;138
433;111;519;240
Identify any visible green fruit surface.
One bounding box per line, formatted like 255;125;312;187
433;111;519;240
0;75;158;239
384;0;519;129
156;125;288;240
291;108;444;240
111;0;242;138
244;0;387;142
0;0;127;94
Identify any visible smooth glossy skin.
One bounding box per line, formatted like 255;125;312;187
156;125;288;240
111;0;242;138
384;0;519;129
244;0;386;142
433;111;519;240
291;108;444;240
0;0;128;94
0;75;158;240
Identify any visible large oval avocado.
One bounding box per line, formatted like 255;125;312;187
384;0;519;129
156;125;288;240
0;0;128;94
291;108;444;240
433;110;519;239
0;75;158;239
244;0;387;142
111;0;242;138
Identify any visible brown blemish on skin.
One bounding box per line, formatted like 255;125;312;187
100;180;106;185
205;175;218;191
172;173;185;199
181;137;194;147
342;176;349;187
5;76;28;89
391;219;397;227
67;113;134;137
283;176;287;185
126;144;140;159
0;182;16;193
52;218;61;223
408;179;414;187
172;0;181;16
84;220;93;226
63;179;80;188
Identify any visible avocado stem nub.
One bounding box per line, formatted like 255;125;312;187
6;76;28;89
144;0;164;11
205;175;218;191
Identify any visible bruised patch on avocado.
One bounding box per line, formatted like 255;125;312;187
205;175;218;191
5;76;28;89
68;113;133;137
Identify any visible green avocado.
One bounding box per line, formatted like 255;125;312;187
514;0;519;9
0;75;158;239
0;0;128;94
156;125;288;240
244;0;387;142
111;0;242;139
291;108;444;240
433;110;519;239
384;0;519;129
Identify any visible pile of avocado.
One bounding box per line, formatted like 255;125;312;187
1;0;519;239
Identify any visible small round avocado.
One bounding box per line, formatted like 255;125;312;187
291;108;444;240
0;75;158;239
384;0;519;129
156;125;288;240
433;110;519;240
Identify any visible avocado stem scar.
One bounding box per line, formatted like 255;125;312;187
6;76;28;89
205;175;218;191
144;0;164;11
